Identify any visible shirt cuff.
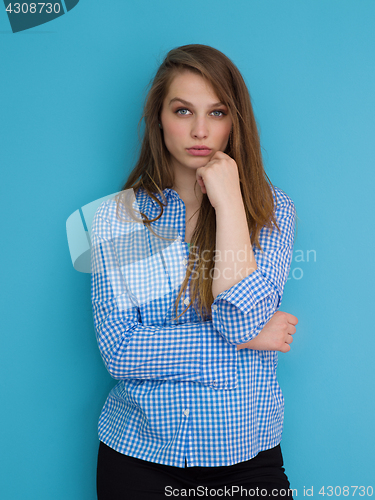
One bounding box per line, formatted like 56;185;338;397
211;269;278;345
213;269;274;313
200;322;238;390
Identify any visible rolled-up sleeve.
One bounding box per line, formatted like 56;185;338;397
211;191;296;345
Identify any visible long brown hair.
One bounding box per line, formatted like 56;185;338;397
119;44;278;321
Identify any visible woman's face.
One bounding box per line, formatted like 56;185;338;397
160;71;232;175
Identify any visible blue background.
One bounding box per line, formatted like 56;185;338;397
1;1;374;498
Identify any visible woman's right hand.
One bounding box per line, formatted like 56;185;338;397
236;311;298;353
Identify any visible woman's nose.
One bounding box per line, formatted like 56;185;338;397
191;117;208;139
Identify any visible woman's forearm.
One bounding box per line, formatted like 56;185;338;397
212;198;257;299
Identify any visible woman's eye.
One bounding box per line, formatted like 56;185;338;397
176;109;191;115
211;110;225;117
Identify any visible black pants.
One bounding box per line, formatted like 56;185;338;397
97;441;293;499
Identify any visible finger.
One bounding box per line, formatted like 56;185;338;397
285;334;294;344
280;343;291;353
288;325;297;335
197;177;205;189
286;313;298;325
274;310;296;323
196;172;206;193
212;150;228;159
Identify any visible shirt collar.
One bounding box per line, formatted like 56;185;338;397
149;187;180;208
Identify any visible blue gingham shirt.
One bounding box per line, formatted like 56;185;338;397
91;185;296;468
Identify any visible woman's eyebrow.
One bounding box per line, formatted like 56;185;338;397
169;97;225;108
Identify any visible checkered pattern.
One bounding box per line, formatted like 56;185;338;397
91;185;296;468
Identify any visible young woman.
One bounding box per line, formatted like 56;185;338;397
91;44;298;499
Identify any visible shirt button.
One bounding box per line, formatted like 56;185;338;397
212;304;217;311
182;259;188;266
183;298;189;306
183;409;189;417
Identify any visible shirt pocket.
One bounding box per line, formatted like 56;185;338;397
121;238;186;308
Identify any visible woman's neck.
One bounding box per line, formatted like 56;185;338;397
172;177;203;211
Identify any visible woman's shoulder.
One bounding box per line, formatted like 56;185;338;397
92;187;158;233
93;194;121;222
271;185;295;214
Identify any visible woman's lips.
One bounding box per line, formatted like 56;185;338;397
186;147;212;156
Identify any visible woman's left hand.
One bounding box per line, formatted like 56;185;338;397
237;311;298;353
196;151;242;210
